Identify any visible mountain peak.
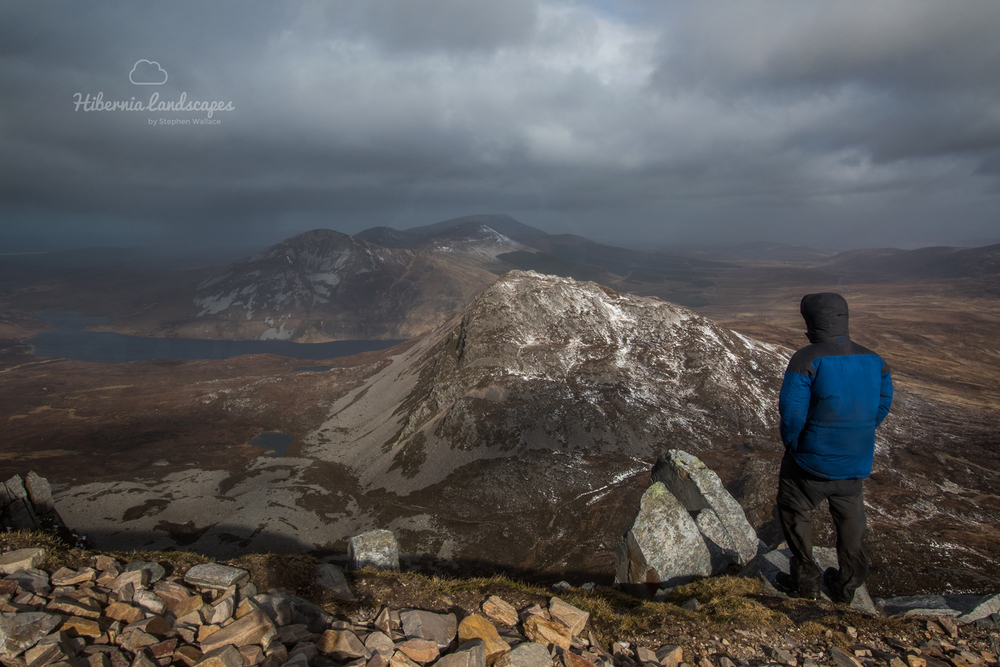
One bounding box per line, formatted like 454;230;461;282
305;270;789;493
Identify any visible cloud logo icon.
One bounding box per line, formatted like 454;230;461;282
129;60;168;85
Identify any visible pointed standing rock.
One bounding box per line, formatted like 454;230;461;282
315;563;356;601
614;482;711;595
24;471;54;514
651;450;761;565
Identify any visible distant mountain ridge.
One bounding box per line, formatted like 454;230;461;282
33;216;998;343
172;215;729;342
360;214;731;278
820;244;1000;280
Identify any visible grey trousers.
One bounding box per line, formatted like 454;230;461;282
776;453;869;601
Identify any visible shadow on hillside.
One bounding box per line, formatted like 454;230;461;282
73;525;627;588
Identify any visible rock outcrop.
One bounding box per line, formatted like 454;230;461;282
651;451;763;569
614;482;712;595
1;473;66;536
615;451;761;595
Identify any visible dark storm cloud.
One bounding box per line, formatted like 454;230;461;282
652;2;1000;163
1;0;999;252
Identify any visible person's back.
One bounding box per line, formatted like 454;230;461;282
776;293;892;603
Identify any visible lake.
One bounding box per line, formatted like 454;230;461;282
250;432;294;458
24;312;405;364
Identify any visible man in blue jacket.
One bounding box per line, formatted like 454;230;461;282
777;293;893;603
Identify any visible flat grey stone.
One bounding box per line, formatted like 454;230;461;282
364;631;395;658
252;592;334;633
502;642;553;667
436;640;486;667
880;594;1000;622
348;530;399;572
0;548;46;575
5;567;52;595
0;612;63;659
400;610;457;650
125;561;166;584
184;563;249;590
315;563;355;602
614;482;711;595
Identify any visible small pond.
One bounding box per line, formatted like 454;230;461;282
249;432;294;458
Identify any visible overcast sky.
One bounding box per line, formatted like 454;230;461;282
2;0;999;254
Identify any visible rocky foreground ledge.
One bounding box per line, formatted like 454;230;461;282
0;537;998;667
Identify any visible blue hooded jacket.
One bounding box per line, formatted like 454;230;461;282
778;293;893;480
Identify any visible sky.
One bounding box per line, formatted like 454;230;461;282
2;0;999;254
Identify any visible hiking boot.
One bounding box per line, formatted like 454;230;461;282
776;572;820;600
823;567;855;604
774;571;797;594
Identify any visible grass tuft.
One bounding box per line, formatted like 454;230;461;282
699;595;790;629
665;575;763;604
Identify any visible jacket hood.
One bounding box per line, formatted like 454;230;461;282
800;292;849;342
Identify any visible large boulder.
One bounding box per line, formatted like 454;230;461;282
1;475;39;531
651;450;762;567
614;482;711;595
